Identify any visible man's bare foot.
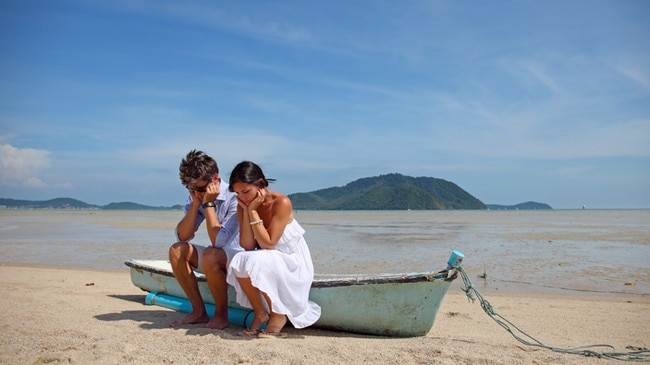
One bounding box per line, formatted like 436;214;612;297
264;312;287;334
169;312;209;327
205;316;229;330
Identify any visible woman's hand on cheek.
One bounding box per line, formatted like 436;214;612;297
237;197;249;209
249;189;265;210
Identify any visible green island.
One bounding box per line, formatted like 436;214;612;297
1;173;551;210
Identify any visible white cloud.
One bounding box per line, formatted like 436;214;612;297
0;144;51;187
618;66;650;91
108;0;314;44
24;177;47;188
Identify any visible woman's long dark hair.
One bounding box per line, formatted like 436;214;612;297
228;161;275;191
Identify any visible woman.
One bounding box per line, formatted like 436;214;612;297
226;161;321;337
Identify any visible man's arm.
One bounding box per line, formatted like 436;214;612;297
203;201;221;245
214;192;239;248
175;195;202;242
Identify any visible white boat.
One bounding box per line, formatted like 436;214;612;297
124;250;463;337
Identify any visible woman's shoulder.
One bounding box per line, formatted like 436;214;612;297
270;191;294;223
271;191;292;209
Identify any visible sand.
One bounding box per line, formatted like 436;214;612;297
0;264;648;365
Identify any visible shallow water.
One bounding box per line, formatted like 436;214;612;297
1;209;648;296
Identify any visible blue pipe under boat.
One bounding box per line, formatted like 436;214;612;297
144;292;264;329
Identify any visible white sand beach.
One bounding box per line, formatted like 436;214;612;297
1;264;647;365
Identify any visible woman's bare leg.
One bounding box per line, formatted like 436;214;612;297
236;276;269;334
262;292;287;334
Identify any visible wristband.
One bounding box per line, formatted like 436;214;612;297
202;201;216;209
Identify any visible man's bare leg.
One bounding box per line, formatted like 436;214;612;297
201;247;230;329
168;242;209;327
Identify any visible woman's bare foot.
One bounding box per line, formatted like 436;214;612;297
241;311;269;336
169;311;209;327
264;312;287;334
241;328;261;337
257;331;288;339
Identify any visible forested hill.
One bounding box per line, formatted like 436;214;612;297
288;173;486;210
486;201;552;210
0;198;182;210
0;197;100;209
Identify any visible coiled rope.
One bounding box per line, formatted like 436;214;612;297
454;265;650;362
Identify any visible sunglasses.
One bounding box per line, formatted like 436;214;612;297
188;180;210;193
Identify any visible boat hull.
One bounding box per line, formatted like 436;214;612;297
307;277;451;336
125;256;459;337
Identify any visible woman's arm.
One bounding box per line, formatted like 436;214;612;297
249;195;292;250
237;202;257;251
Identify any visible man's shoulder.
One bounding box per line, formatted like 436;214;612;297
218;181;237;202
219;180;232;191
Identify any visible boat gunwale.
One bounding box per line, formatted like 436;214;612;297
124;259;449;288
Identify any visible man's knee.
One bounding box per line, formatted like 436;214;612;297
169;241;190;262
202;247;227;269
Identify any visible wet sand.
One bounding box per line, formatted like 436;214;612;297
1;209;648;296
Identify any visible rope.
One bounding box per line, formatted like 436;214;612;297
454;265;650;362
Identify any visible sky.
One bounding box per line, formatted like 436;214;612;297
1;0;649;209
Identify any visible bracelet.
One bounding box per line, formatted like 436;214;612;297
201;201;216;209
249;220;263;226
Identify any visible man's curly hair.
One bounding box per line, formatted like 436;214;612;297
179;149;219;187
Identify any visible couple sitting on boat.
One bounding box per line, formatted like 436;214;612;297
168;150;321;338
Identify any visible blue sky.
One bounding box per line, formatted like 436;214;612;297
1;0;649;209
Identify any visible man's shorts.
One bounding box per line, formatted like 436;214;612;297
193;244;241;273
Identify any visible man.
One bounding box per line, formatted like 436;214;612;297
169;149;241;329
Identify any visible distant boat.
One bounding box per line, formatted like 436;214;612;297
124;251;464;337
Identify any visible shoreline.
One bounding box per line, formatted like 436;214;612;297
1;264;648;364
2;209;648;297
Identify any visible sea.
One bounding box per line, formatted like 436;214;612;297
1;209;648;297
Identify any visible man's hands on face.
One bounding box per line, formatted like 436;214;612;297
191;189;203;204
203;179;220;203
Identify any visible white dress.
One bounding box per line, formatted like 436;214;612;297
227;219;321;328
